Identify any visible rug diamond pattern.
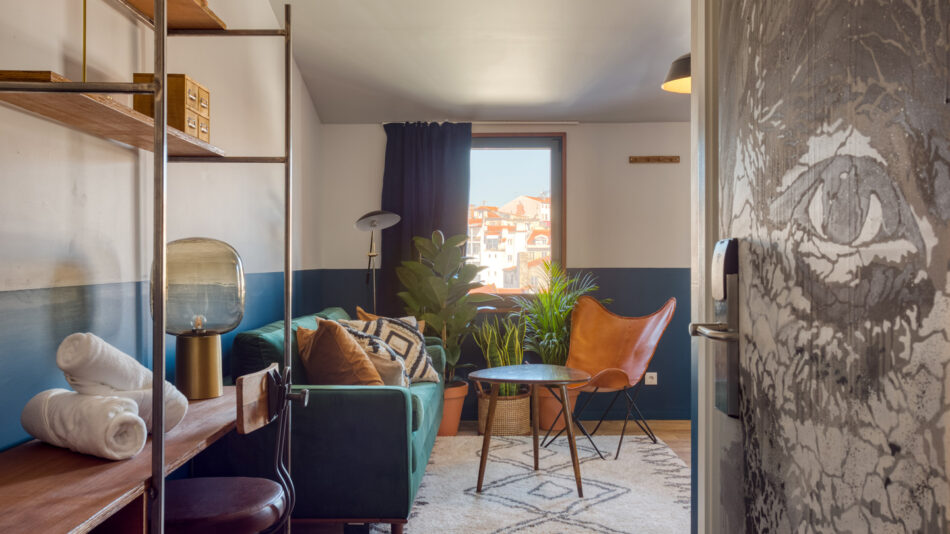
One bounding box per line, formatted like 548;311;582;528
372;434;690;533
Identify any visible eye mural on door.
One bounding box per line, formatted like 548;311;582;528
718;1;950;532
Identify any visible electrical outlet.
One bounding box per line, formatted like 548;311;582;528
644;372;658;385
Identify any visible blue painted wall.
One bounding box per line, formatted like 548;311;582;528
0;265;688;450
0;270;324;452
312;267;691;420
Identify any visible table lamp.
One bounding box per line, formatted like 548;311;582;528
157;237;245;400
355;210;401;313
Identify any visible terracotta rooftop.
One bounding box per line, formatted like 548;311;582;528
527;229;551;244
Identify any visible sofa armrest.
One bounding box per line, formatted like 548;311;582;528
425;343;446;380
288;385;414;518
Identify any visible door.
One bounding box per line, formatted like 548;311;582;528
692;0;950;532
689;0;745;532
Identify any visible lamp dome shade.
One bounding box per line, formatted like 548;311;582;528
355;210;401;231
661;53;691;94
154;237;246;336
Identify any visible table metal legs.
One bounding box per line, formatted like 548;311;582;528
476;383;499;493
559;385;583;497
477;382;583;498
531;384;540;470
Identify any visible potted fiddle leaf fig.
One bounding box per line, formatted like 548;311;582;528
397;230;496;436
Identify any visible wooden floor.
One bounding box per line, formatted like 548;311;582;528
294;420;690;533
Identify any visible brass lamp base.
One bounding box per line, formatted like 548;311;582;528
175;334;223;400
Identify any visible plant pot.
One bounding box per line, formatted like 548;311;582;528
474;382;531;435
539;386;581;432
438;380;469;436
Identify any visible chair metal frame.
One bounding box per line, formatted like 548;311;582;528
541;381;658;460
264;366;296;533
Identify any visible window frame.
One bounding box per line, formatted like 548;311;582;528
469;132;567;310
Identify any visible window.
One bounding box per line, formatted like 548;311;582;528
467;134;565;295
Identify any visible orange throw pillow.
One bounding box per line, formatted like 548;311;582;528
355;306;426;334
296;321;383;386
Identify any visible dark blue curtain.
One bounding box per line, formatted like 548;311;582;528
379;122;472;315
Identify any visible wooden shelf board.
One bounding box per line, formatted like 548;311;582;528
0;387;237;533
123;0;227;30
0;71;225;158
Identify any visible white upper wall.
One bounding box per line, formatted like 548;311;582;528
317;122;690;270
0;0;322;291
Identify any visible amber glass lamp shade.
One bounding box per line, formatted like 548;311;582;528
154;237;245;399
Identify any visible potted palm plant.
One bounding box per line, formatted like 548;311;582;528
396;231;496;436
512;261;602;431
472;315;530;435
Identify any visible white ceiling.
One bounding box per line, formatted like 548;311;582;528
271;0;690;124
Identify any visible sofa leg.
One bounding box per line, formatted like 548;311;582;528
391;523;404;534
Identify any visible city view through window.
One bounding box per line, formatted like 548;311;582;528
467;147;552;294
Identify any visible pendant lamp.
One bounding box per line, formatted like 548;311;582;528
661;53;691;94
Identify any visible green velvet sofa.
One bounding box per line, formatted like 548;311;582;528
227;307;445;533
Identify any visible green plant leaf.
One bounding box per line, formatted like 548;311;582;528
434;246;462;278
426;277;448;306
395;266;420;291
466;292;499;304
396;291;420;311
444;234;467;249
457;263;483;284
431;230;445;248
421;312;444;333
413;237;438;260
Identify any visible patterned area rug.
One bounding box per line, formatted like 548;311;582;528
376;434;690;533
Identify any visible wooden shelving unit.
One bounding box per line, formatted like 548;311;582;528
0;71;225;157
0;2;293;531
122;0;226;29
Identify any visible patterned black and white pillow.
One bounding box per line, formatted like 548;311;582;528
338;317;441;383
336;322;410;387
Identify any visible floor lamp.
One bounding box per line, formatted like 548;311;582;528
355;210;401;314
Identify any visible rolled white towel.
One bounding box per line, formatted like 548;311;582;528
57;333;150;391
21;389;146;460
105;383;188;432
57;333;188;432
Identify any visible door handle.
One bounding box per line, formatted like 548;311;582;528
688;322;738;342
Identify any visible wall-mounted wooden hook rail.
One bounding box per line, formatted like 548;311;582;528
628;155;680;164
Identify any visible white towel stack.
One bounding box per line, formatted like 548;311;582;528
19;333;190;461
57;332;188;432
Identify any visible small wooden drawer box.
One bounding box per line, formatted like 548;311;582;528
133;73;211;141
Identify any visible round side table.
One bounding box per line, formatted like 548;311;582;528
468;364;591;497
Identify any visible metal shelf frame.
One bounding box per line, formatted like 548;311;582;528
0;2;294;532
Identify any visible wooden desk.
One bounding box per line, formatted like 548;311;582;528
0;386;237;533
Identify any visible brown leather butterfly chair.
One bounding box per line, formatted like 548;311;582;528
542;296;676;459
164;363;304;533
